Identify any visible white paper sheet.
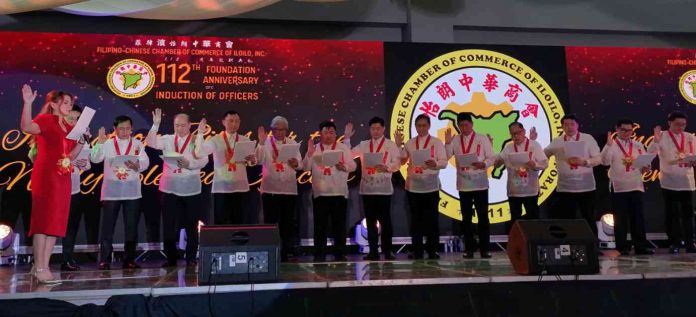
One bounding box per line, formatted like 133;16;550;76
455;153;478;166
563;141;586;158
508;152;530;166
411;149;431;166
66;106;95;140
364;152;386;167
232;140;257;161
277;143;301;162
112;155;140;167
321;150;343;166
160;155;183;167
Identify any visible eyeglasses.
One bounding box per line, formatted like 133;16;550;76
618;128;632;133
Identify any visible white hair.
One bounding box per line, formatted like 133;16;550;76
270;116;289;128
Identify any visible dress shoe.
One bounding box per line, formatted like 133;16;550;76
363;253;380;261
480;252;492;259
383;252;396;260
97;262;111;271
408;252;424;260
634;249;655;255
122;261;141;269
427;252;440;260
60;261;81;271
463;252;475;259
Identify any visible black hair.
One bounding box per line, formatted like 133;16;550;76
561;114;578;124
457;112;473;124
668;111;688;122
508;122;524;129
615;118;634;128
113;115;133;128
223;110;239;119
368;117;385;127
415;114;430;125
319;120;337;131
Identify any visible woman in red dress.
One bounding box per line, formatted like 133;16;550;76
20;84;87;283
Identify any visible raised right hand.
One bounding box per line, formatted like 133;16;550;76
197;118;207;135
152;108;162;125
606;131;614;146
97;127;108;144
306;137;316;157
444;128;454;144
394;131;404;147
21;84;37;105
653;125;662;143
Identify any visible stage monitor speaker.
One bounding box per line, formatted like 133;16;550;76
507;219;599;275
198;224;280;285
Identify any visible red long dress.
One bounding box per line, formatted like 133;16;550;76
28;114;76;237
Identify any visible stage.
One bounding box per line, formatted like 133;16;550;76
2;250;696;316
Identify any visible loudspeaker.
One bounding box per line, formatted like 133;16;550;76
198;224;280;285
507;219;599;275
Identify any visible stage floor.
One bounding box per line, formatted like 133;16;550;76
3;250;696;305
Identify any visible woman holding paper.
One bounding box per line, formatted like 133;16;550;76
648;111;696;254
398;114;447;260
147;109;208;267
258;116;302;262
195;110;262;225
29;104;92;272
444;113;495;259
344;117;402;261
601;118;653;256
543;114;601;235
495;122;548;234
303;120;356;262
20;84;86;283
91;115;150;270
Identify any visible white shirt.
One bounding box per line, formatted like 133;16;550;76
147;129;208;196
601;139;647;193
259;137;303;195
303;142;356;198
403;135;447;193
348;136;402;195
648;131;696;191
196;132;260;193
71;144;91;195
498;139;549;197
445;132;495;192
91;138;150;200
544;132;601;193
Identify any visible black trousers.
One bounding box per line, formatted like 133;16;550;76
142;197;160;243
459;190;490;254
62;193;100;263
407;191;440;255
98;199;141;263
262;193;297;258
163;193;201;262
362;195;393;254
662;189;695;247
312;196;347;257
214;192;248;225
611;191;648;251
507;196;540;234
553;191;597;236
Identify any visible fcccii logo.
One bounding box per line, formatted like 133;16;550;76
679;70;696;105
106;59;155;99
390;49;564;223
